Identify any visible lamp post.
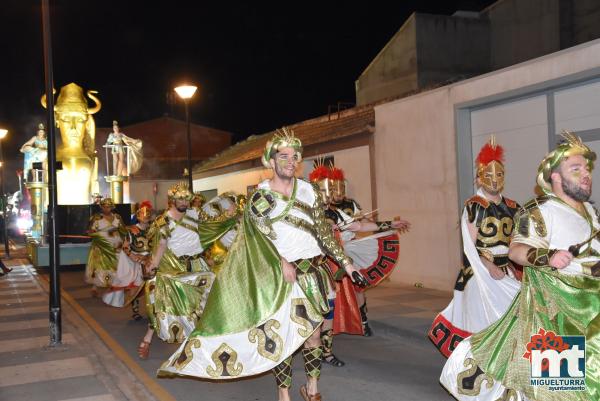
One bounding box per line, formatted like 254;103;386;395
0;129;9;258
174;85;197;191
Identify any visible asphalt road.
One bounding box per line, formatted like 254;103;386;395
42;265;452;401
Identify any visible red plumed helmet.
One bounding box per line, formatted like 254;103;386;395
139;200;153;210
309;165;330;182
476;136;504;166
329;167;345;181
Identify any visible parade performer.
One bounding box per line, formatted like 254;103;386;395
428;137;521;358
102;201;153;320
20;123;48;182
137;183;236;359
309;162;408;367
441;132;600;401
85;198;125;295
190;192;206;211
159;128;368;401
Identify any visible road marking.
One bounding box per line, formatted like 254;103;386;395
0;333;75;353
58;395;116;401
0;318;48;332
0;288;40;296
0;305;47;317
0;356;94;387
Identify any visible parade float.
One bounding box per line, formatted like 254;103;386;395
26;82;142;267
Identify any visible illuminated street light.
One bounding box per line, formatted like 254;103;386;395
174;85;198;191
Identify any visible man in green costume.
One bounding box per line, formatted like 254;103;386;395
440;132;600;401
159;128;367;401
137;182;236;359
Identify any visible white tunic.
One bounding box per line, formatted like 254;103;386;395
166;209;204;257
91;214;123;248
258;179;322;262
512;197;600;275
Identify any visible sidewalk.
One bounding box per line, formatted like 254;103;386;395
0;248;163;401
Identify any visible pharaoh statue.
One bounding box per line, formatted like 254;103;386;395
41;83;101;204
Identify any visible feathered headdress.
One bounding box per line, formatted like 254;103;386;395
309;157;330;182
329;166;345;181
476;135;504;168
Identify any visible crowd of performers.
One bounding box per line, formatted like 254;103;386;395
428;133;600;400
83;128;410;401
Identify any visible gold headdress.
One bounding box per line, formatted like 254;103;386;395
38;123;45;131
48;83;101;115
100;197;115;209
168;182;193;201
261;127;303;169
113;120;119;127
191;191;206;208
536;131;596;194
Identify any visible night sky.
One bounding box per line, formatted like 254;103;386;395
0;0;495;190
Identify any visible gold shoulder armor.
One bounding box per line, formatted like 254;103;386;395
516;196;549;238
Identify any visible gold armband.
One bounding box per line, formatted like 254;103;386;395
526;248;557;267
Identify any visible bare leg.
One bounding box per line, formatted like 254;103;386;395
277;388;291;401
356;290;373;336
112;154;118;176
138;327;153;359
356;290;365;308
117;153;125;176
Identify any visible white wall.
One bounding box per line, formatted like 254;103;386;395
470;95;549;205
376;38;600;290
129;179;182;210
554;80;600;132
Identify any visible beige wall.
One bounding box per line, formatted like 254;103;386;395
128;179;182;210
376;38;600;290
193;146;373;209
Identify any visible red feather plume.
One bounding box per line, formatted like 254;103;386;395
309;165;330;182
476;143;504;166
329;167;345;181
139;200;153;210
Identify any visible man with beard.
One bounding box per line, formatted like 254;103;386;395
440;132;600;401
136;182;236;359
429;136;521;358
159;128;368;401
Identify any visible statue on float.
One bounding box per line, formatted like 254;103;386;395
41;83;101;204
105;120;142;177
20;123;48;182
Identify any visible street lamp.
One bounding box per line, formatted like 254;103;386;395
174;85;197;191
0;128;9;257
